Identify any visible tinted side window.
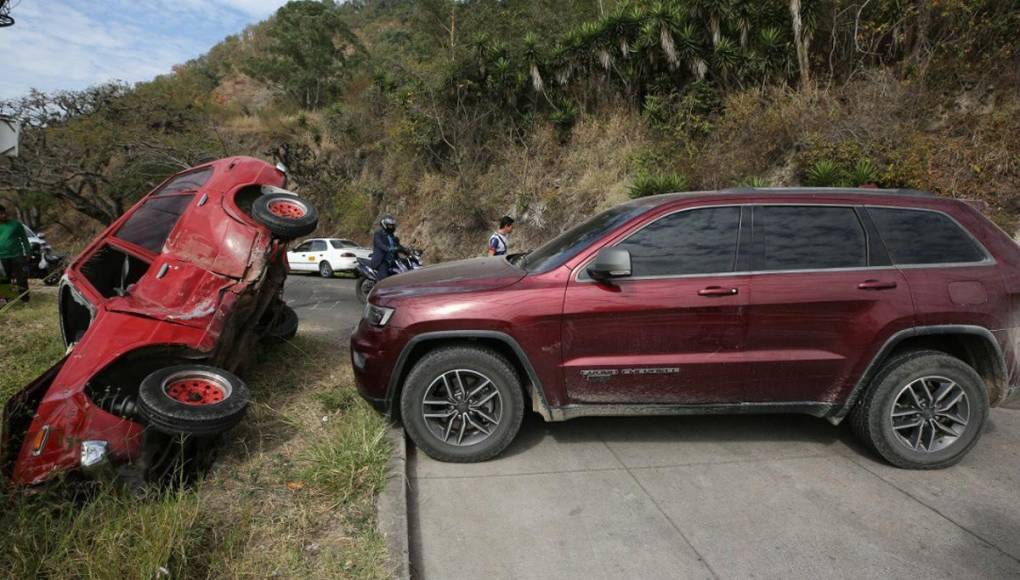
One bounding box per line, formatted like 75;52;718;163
869;208;986;265
154;167;213;195
760;206;866;271
617;206;741;277
115;194;194;253
293;242;312;252
309;240;327;252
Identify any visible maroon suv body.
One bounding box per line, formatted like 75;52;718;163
351;188;1020;468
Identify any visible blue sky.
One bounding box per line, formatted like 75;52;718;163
0;0;291;99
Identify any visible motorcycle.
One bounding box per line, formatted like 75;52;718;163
28;234;66;286
355;248;423;304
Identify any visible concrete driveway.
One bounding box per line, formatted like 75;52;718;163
410;411;1020;579
284;274;1020;579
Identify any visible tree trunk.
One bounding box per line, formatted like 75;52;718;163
906;0;932;72
789;0;811;91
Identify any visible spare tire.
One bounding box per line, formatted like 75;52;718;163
262;303;298;343
251;193;319;240
137;365;250;437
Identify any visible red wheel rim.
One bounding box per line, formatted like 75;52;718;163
165;377;227;405
267;199;307;219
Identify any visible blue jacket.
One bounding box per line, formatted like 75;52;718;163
370;229;401;272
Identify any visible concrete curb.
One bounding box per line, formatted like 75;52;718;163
376;425;410;580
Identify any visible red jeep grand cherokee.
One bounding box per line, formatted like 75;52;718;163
351;188;1020;469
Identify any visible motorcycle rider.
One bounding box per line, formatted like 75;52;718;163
370;215;401;281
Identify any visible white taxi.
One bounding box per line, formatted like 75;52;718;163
286;238;372;277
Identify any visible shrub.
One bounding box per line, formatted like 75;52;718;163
848;158;879;186
629;171;688;198
805;159;844;187
737;176;770;187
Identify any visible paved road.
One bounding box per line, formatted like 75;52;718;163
286;274;1020;579
284;272;362;343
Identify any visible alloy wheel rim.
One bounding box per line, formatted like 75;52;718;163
422;369;502;447
267;198;307;219
890;376;970;453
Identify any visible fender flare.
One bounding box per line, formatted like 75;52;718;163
830;324;1006;423
385;330;551;414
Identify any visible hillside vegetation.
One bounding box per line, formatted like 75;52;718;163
1;0;1019;257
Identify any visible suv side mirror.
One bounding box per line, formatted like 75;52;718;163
587;247;632;281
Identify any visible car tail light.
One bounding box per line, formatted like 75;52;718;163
341;252;356;258
30;425;50;456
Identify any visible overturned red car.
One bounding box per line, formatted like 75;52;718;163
2;156;318;486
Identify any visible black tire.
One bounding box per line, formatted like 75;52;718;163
137;365;250;437
849;350;988;469
400;346;524;462
356;277;374;304
318;261;334;278
262;304;298;343
251;193;319;240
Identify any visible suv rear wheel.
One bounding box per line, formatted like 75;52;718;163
850;350;988;469
400;346;524;462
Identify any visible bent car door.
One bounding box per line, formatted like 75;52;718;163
745;204;915;406
561;205;752;404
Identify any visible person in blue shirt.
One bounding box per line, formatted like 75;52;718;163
370;215;402;280
487;216;514;257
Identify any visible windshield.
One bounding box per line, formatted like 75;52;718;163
520;203;650;273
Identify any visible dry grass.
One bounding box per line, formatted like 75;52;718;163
0;295;392;579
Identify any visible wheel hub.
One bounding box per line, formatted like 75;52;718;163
165;377;227;406
267;199;307;219
421;369;502;447
890;376;970;453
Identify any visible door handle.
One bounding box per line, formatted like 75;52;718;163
858;279;898;290
698;286;739;297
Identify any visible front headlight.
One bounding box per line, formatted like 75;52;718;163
363;303;395;327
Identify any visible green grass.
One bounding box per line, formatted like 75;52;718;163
0;289;393;579
0;293;65;402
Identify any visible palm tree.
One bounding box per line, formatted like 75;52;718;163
691;0;734;48
642;2;683;69
522;32;544;93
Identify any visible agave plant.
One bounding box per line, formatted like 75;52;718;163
737;176;770;187
805;159;844;187
629;171;689;199
849;158;879;186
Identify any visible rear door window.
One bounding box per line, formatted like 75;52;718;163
868;207;987;265
309;240;327;252
758;206;866;271
115;194;195;253
153;167;213;195
616;206;741;277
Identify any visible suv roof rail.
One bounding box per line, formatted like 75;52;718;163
720;187;935;197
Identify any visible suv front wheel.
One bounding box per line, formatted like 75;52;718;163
401;346;524;462
851;350;988;469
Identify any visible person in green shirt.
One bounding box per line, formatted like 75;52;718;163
0;204;32;302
